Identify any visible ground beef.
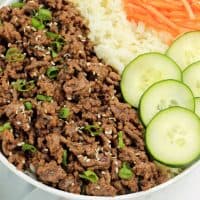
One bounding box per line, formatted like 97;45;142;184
0;0;168;196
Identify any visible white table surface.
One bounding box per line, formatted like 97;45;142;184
0;161;200;200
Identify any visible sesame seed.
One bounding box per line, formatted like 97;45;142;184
111;96;115;100
51;61;55;65
97;114;101;119
16;121;22;125
43;148;48;152
108;117;116;121
86;62;91;66
105;130;112;135
64;53;71;58
30;164;36;173
83;156;87;161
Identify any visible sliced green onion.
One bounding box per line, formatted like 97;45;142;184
12;79;35;92
51;49;58;58
31;17;45;30
118;162;133;180
5;48;25;62
24;102;32;110
0;67;3;73
59;107;70;119
83;124;103;136
36;94;52;102
11;2;25;8
22;143;37;153
62;150;67;166
37;8;52;21
52;40;64;53
79;170;98;183
46;66;59;79
118;131;125;149
0;122;12;133
46;32;60;40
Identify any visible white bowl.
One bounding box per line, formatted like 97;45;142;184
1;151;200;200
1;0;200;199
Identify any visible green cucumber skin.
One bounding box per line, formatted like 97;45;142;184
165;31;200;54
195;97;200;118
120;52;182;107
166;31;200;70
145;106;200;168
183;60;200;97
139;79;195;126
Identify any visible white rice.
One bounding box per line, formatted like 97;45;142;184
70;0;170;73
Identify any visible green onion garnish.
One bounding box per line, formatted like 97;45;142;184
11;2;25;8
47;32;64;58
59;107;70;119
22;143;37;153
31;17;45;30
51;49;58;58
79;170;99;183
46;32;60;40
5;48;25;62
12;79;35;92
36;94;52;102
62;150;67;166
0;122;12;133
37;8;52;22
118;162;133;180
118;131;125;149
46;66;59;79
52;40;63;53
83;124;103;137
24;102;32;110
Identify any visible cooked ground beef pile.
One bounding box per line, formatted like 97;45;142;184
0;0;168;196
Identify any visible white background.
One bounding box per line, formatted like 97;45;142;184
0;161;200;200
0;0;200;199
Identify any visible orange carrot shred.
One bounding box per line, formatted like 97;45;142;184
123;0;200;43
181;0;196;19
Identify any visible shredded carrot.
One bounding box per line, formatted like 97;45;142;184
181;0;195;19
123;0;200;44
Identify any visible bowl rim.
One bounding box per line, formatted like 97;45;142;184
1;152;200;200
1;0;200;199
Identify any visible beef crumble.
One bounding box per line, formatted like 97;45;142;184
0;0;168;196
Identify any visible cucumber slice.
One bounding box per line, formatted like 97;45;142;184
146;107;200;167
166;31;200;71
121;53;182;108
183;61;200;97
140;80;195;126
195;97;200;118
